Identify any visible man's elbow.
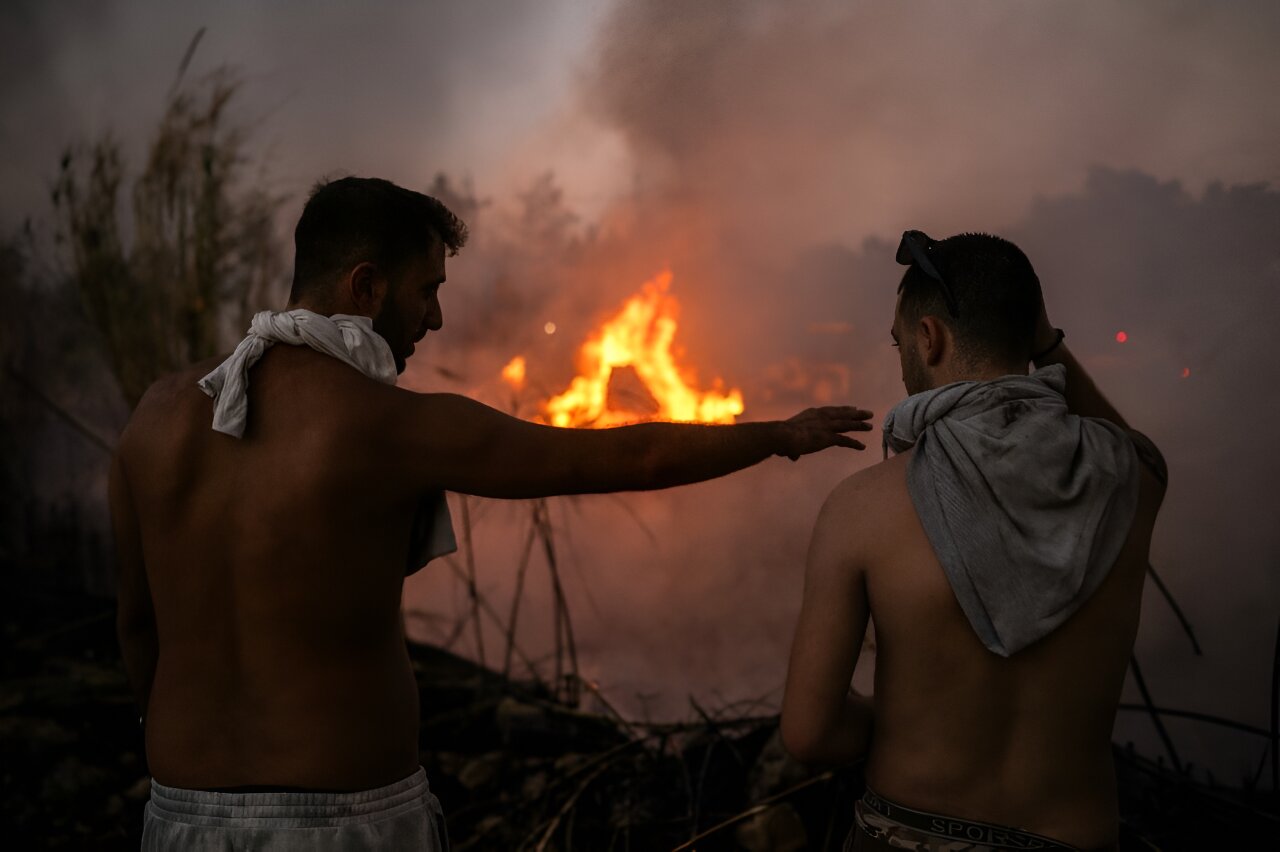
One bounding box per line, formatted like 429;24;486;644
781;693;874;765
780;711;833;765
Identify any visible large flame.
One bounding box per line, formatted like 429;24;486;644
513;270;744;428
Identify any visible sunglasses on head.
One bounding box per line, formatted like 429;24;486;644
895;230;959;318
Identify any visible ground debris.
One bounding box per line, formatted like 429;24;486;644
3;590;1276;849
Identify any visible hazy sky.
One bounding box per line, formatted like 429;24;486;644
0;0;618;232
6;1;1279;237
6;0;1279;783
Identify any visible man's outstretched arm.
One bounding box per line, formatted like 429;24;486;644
780;473;874;765
400;392;874;500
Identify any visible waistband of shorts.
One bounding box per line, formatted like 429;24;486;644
860;785;1080;851
149;767;433;824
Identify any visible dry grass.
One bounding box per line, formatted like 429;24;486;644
52;48;284;408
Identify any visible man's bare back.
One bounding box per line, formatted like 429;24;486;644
821;448;1159;847
117;346;435;790
781;231;1167;850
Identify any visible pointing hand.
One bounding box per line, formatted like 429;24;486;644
780;406;875;460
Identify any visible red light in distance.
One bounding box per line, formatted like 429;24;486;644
1115;331;1128;343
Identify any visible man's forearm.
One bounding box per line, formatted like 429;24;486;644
1034;341;1129;428
602;420;790;492
435;397;867;499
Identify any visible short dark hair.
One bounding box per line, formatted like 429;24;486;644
289;177;468;301
898;232;1042;365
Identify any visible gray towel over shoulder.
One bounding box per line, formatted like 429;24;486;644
883;364;1140;656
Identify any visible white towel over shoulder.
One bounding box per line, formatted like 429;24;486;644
198;309;456;571
198;310;398;438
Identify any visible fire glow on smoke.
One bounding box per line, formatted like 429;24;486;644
502;270;745;428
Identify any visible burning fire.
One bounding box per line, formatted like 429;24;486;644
504;270;745;428
501;355;527;390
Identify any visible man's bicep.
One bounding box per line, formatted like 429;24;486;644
406;393;586;498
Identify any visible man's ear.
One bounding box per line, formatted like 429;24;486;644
347;262;389;317
919;316;948;367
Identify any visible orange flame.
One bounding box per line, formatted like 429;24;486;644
501;355;527;390
539;270;744;428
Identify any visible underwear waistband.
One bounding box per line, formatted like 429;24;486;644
861;786;1079;851
149;767;433;825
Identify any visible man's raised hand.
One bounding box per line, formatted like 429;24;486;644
780;406;875;460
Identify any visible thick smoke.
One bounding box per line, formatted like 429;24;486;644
5;0;1279;785
406;0;1280;785
407;168;1280;783
586;0;1280;245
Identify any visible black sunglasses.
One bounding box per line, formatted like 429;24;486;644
895;230;959;318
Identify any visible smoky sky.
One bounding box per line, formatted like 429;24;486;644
586;0;1280;245
0;0;606;233
6;0;1280;784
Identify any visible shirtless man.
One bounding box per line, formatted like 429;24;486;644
780;231;1167;851
109;176;873;848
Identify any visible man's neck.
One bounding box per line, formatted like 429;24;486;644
934;361;1027;388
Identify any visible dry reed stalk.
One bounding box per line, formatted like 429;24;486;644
1114;703;1274;740
534;499;580;705
575;674;640;736
1146;563;1202;656
502;522;539;680
4;365;115;455
479;737;647;846
685;696;756;837
668;770;837;852
1130;654;1184;773
538;502;565;696
1271;617;1279;798
442;556;542;683
528;761;615;852
435;562;474;652
459;495;486;666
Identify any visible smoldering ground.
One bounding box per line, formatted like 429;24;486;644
4;0;1278;787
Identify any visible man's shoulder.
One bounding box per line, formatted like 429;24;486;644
121;356;233;456
828;450;911;505
137;356;225;407
816;452;913;539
